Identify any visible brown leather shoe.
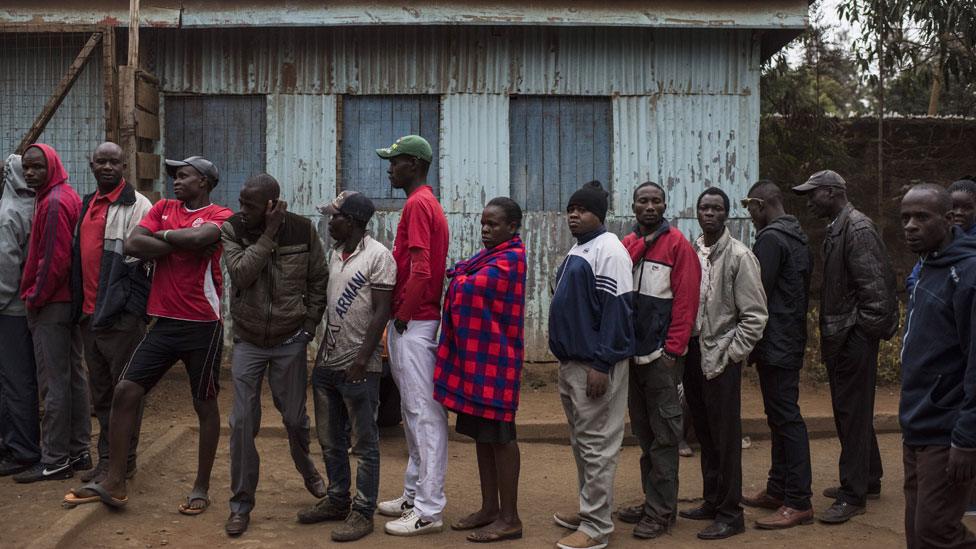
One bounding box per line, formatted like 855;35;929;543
755;506;814;530
556;530;607;549
741;489;784;510
553;511;582;530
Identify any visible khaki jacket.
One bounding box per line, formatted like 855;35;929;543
694;228;768;379
221;212;328;348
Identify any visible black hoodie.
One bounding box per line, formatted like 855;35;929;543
751;215;813;367
900;227;976;448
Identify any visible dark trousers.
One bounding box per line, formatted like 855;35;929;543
229;338;319;514
683;338;743;525
904;444;976;549
27;303;90;464
629;358;683;525
825;328;883;506
0;314;40;464
756;362;812;510
81;313;146;464
313;368;381;517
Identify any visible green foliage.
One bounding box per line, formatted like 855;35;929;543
837;0;976;115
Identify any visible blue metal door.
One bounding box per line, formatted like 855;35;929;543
340;95;440;209
163;95;266;209
509;96;612;211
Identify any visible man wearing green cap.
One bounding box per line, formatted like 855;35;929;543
375;135;451;537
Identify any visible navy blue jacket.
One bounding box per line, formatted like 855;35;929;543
900;228;976;448
905;223;976;293
549;228;635;373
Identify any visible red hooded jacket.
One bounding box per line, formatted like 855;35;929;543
19;144;81;310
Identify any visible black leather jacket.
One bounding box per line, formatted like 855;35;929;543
819;204;898;359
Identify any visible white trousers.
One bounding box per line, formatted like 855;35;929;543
387;319;448;521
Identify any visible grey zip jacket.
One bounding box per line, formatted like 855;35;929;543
0;154;35;316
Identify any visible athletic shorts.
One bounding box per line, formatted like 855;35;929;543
121;317;223;400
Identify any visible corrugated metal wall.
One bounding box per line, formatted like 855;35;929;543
266;94;338;216
0;32;104;196
145;25;761;361
147;27;754;96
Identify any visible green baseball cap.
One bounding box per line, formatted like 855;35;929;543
375;135;433;163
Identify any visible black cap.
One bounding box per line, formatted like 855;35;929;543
165;156;220;187
316;190;376;223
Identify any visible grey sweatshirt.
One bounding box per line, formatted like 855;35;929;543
0;154;35;316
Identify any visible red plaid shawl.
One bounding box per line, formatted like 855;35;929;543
434;236;526;422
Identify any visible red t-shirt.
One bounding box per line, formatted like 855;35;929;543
392;185;449;321
138;199;233;322
80;181;125;314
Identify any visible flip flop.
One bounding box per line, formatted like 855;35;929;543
63;485;102;506
467;528;524;543
86;482;129;509
451;515;497;531
178;487;210;516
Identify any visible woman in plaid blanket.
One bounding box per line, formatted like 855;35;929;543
433;197;527;543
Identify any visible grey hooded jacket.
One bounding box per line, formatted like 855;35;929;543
0;154;35;316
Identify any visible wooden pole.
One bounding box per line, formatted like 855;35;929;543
128;0;140;68
16;32;102;154
101;26;119;143
121;0;140;183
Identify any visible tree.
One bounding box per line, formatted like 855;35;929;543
838;0;976;115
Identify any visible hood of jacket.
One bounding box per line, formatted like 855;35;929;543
0;155;35;315
1;154;34;215
920;226;976;269
24;143;69;198
3;154;30;197
757;215;808;247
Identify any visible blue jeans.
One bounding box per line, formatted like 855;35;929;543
312;367;380;517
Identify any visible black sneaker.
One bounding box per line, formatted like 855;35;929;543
71;452;93;471
13;459;73;483
0;457;36;477
297;498;351;524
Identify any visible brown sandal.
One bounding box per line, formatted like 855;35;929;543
451;514;497;531
467;528;524;543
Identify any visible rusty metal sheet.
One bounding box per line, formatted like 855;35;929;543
0;0;808;29
440;94;510;214
266;94;338;216
147;27;760;96
612;92;760;222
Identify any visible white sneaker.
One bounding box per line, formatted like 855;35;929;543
384;509;443;536
377;495;415;517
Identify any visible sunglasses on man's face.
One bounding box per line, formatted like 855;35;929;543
740;197;764;208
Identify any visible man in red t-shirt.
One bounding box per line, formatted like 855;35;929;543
71;156;231;513
373;135;451;537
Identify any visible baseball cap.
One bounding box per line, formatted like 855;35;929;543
792;170;846;194
165;156;220;187
316;190;376;223
375;135;433;163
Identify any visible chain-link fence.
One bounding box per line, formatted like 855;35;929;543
0;31;105;196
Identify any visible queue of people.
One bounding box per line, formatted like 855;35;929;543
0;135;974;548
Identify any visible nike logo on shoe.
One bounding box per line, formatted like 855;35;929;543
415;518;432;529
43;461;70;476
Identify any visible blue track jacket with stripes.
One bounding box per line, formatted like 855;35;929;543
549;227;635;373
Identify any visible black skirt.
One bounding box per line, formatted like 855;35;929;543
455;412;517;444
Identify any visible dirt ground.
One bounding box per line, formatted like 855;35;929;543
0;368;920;548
